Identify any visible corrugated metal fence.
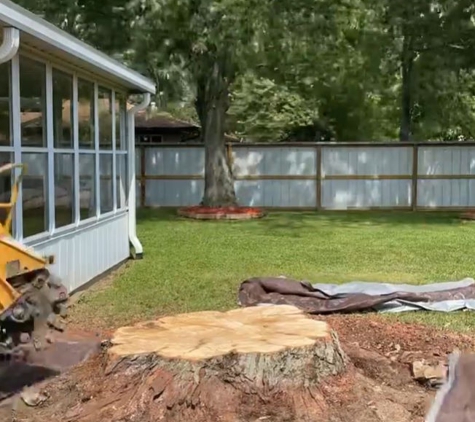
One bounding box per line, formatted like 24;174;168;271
136;143;475;210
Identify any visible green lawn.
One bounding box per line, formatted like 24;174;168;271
72;209;475;332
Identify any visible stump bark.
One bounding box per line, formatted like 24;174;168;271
69;305;347;422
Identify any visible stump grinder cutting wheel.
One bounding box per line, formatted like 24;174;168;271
0;163;69;361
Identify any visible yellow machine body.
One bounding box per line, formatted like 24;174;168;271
0;163;36;313
0;233;49;314
0;163;68;357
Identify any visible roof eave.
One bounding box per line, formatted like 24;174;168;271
0;1;156;94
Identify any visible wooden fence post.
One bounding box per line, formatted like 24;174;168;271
411;144;418;211
316;144;322;210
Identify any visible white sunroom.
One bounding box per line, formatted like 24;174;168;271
0;0;156;292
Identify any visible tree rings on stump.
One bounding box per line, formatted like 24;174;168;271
96;305;347;422
177;205;265;220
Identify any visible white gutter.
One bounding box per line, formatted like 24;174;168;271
127;93;151;259
0;27;20;63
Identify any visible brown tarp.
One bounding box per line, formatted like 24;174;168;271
238;277;475;314
239;278;475;420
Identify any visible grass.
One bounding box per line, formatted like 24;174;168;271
72;209;475;332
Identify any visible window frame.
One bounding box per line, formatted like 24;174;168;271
0;50;130;243
0;60;12;148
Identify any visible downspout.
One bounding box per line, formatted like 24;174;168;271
0;27;20;64
127;92;150;259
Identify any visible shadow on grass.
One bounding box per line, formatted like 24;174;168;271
137;208;464;238
249;212;457;239
261;210;461;227
137;208;179;222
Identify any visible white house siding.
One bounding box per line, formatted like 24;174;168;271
0;1;155;292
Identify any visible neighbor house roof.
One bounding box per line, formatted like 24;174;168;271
135;113;199;130
0;0;155;94
134;112;242;142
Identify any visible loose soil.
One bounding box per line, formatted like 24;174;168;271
2;312;474;422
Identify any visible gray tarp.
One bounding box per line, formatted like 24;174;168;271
238;277;475;314
311;278;475;313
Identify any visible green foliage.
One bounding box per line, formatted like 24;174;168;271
228;73;320;142
380;0;475;140
127;0;270;78
13;0;475;142
15;0;132;53
160;103;199;125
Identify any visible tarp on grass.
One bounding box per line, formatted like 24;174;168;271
238;277;475;314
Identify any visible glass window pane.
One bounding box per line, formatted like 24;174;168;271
22;153;48;237
0;152;12;228
53;69;73;148
98;87;112;150
0;62;11;146
78;79;94;149
20;57;46;147
116;154;127;208
54;153;74;228
100;154;113;213
79;154;96;219
115;93;127;150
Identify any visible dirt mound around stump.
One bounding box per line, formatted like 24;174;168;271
73;306;346;421
178;205;265;220
4;311;475;422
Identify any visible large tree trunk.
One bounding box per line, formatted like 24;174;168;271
399;33;415;142
62;305;347;422
197;60;237;207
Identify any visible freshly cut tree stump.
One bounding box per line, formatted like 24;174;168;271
77;306;347;422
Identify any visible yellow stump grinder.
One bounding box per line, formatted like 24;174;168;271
0;163;69;360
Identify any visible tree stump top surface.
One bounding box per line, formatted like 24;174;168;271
110;305;330;361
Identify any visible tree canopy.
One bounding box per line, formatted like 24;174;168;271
15;0;475;204
16;0;475;143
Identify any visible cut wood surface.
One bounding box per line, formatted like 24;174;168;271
42;306;346;421
5;309;461;422
110;304;331;360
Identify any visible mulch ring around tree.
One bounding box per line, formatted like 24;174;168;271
460;211;475;221
177;205;266;220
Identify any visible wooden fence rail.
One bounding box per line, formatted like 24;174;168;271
135;142;475;210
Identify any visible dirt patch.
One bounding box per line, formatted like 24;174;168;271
0;328;102;408
323;313;475;359
1;313;472;422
